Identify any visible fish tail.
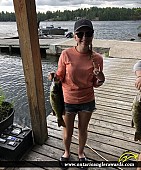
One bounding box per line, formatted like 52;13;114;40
58;118;66;127
131;119;134;127
134;132;141;141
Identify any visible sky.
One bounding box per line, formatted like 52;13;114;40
0;0;141;13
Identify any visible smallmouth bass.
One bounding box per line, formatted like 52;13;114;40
131;92;141;141
50;77;66;127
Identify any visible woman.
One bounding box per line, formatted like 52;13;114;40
49;19;105;161
134;61;141;170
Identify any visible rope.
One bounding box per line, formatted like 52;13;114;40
72;135;124;170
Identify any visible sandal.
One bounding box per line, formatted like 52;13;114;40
60;156;70;161
59;154;70;170
79;157;88;162
79;153;88;162
79;154;88;170
60;152;70;161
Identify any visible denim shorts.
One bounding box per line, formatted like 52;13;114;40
64;100;96;114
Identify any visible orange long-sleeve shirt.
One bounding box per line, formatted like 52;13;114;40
56;47;103;104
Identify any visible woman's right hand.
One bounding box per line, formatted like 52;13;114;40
48;73;60;81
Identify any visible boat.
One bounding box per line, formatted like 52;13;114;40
138;32;141;37
38;25;68;36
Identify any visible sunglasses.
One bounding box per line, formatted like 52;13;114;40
75;31;94;38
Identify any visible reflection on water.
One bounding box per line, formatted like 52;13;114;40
0;54;58;127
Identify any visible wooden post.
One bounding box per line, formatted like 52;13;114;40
13;0;48;144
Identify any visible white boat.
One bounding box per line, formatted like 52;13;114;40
38;25;68;36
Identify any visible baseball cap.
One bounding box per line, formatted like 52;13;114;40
74;19;94;32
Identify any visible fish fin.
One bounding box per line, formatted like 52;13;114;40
62;110;65;115
58;118;66;127
131;119;134;127
134;132;141;141
52;110;56;116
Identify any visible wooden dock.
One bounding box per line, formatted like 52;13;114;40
0;37;141;169
0;38;141;59
2;57;140;170
0;38;67;57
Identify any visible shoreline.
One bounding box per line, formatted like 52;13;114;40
0;38;141;59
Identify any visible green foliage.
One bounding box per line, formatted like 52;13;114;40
37;7;141;21
105;51;109;58
0;87;5;106
0;11;15;21
0;87;13;122
0;7;141;22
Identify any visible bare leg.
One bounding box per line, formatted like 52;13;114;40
78;111;92;158
137;153;141;170
62;112;76;158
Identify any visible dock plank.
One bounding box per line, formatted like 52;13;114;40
49;115;141;154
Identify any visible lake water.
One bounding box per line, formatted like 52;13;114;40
40;20;141;41
0;20;141;41
0;20;141;127
0;54;59;127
